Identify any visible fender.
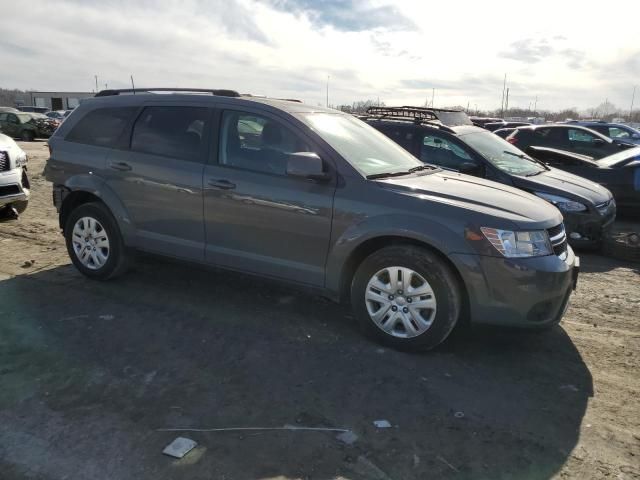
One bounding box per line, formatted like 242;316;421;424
62;174;137;245
325;213;471;295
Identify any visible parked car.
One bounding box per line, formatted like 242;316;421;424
527;146;640;215
0;112;41;141
469;116;502;128
506;124;632;159
0;133;30;217
18;106;50;114
566;121;640;145
26;112;59;137
46;110;68;121
0;106;20;113
44;88;579;351
364;106;615;248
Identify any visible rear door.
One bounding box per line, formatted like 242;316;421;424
104;104;211;261
202;108;336;286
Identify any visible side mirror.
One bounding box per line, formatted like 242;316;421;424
286;152;330;181
458;161;484;177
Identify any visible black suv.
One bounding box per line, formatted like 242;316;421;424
364;107;615;248
45;89;579;351
507;124;632;159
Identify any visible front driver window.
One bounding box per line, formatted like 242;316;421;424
568;129;595;143
421;134;472;170
609;127;630;139
219;111;312;176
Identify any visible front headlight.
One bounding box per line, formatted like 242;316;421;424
16;153;28;168
480;227;552;258
534;192;586;212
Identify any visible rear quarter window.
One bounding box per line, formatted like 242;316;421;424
66;107;137;148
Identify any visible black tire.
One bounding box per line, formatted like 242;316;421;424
351;245;462;351
64;202;130;280
13;200;28;214
21;130;35;141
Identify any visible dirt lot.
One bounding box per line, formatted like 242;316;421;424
1;140;639;480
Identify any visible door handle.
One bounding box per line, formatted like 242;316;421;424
207;179;236;190
109;161;132;171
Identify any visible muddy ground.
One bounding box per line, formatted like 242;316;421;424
0;140;638;480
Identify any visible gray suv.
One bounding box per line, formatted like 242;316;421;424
45;88;579;351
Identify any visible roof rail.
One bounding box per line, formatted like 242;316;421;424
95;88;241;97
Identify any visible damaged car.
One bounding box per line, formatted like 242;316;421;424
0;133;30;218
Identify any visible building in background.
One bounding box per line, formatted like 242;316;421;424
15;91;94;110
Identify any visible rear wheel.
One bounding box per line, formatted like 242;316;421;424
21;130;35;141
351;245;461;351
64;202;129;280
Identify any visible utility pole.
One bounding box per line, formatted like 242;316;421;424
466;100;470;113
533;95;538;113
505;88;510;113
326;75;330;108
500;73;507;117
130;75;136;93
431;88;435;108
94;75;98;92
630;86;636;120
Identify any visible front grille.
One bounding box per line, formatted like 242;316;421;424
0;184;21;197
0;151;9;172
547;223;568;257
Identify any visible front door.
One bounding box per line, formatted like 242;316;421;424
104;104;211;260
203;109;336;286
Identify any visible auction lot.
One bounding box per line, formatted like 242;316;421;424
1;141;639;479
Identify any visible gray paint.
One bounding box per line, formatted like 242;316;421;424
46;93;577;327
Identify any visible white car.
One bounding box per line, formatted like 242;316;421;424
0;133;29;217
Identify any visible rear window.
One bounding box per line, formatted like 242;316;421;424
131;106;209;161
66;107;137;147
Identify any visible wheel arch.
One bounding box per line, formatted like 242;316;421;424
335;235;470;324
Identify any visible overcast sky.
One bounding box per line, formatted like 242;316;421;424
2;0;639;111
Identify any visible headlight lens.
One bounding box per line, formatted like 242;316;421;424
16;153;28;168
481;227;552;258
534;192;586;212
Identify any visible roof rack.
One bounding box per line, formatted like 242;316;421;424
367;106;457;121
95;88;241;97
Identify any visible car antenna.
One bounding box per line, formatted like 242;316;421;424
130;75;136;95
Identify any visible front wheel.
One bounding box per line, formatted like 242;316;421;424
351;246;461;351
64;202;130;280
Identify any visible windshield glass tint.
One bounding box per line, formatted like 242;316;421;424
302;113;422;176
460;131;544;176
598;146;640;167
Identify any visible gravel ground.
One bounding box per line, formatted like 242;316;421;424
0;140;638;480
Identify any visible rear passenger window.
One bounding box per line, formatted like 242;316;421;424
66;107;137;147
131;106;209;162
219;111;312;175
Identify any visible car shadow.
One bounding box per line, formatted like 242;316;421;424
0;258;593;480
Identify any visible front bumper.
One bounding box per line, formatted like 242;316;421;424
451;246;578;327
0;168;29;207
563;203;616;248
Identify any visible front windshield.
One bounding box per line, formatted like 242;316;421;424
460;130;545;176
598;146;640;167
16;113;33;123
302;113;422;177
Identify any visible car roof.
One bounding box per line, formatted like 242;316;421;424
84;90;335;115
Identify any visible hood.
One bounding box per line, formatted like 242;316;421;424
512;167;611;205
377;170;562;229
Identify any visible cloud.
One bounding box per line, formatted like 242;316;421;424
265;0;416;31
499;38;555;64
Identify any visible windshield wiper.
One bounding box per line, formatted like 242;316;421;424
502;150;550;171
366;165;435;179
